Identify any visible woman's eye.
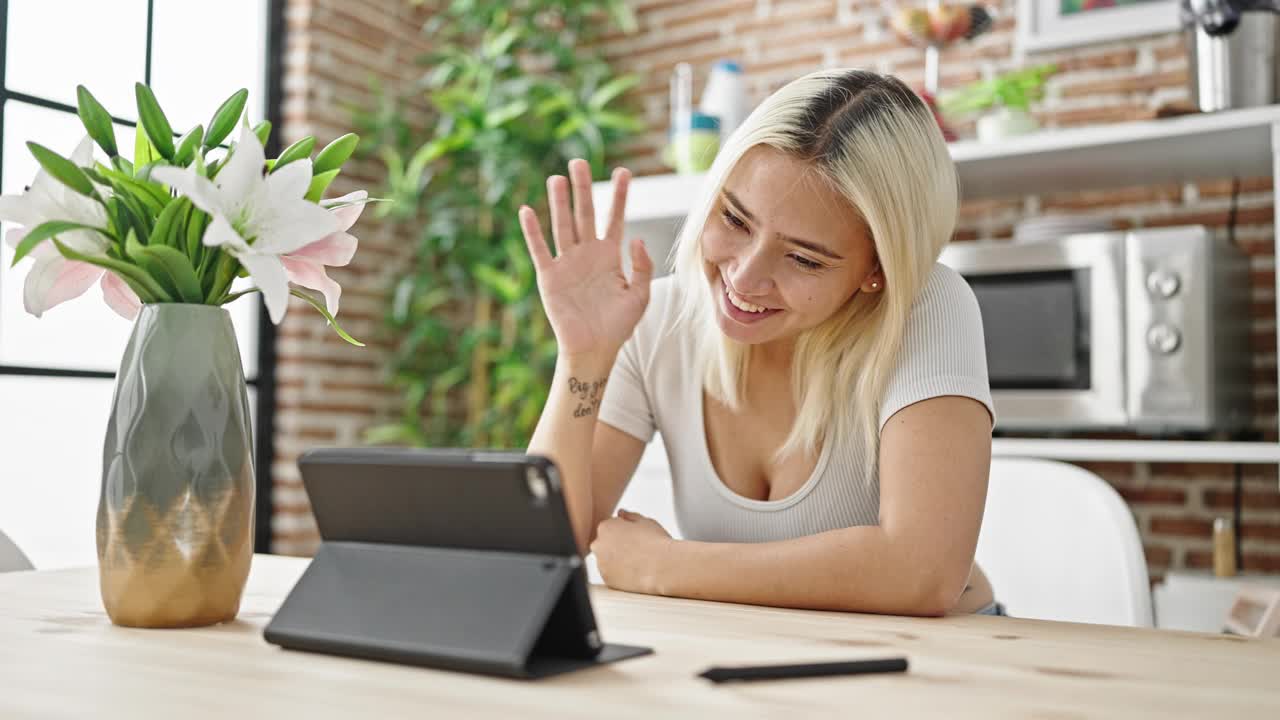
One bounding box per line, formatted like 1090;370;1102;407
790;255;823;270
721;208;747;231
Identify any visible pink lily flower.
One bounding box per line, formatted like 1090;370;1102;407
281;190;366;316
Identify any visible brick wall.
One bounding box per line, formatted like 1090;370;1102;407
271;0;431;555
273;0;1280;580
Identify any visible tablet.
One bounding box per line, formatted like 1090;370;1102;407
263;447;651;679
298;447;579;556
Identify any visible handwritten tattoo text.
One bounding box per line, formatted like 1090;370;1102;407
569;376;606;418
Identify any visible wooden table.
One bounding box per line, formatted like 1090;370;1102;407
2;555;1277;718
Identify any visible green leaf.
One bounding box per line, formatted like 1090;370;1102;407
273;135;315;171
290;288;365;346
51;237;171;302
134;124;161;168
483;100;529;128
252;120;272;148
534;92;572;118
593;110;644;132
304;168;340;202
111;155;134;175
10;221;112;267
313;133;359;175
125;230;175;297
134;83;175;161
88;165;167;215
362;423;422;446
554;114;586;140
187;208;208;260
174;125;204;166
134;243;204;303
483;26;521;58
605;0;639;33
26;142;97;198
204;88;248;150
76;85;118;157
147;197;186;248
588;74;639;111
473;264;520;303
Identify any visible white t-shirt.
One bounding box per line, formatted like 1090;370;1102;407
597;263;994;544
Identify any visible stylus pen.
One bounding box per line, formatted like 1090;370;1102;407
698;657;909;683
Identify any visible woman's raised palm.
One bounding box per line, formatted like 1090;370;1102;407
519;160;653;358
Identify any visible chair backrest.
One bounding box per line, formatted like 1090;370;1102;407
975;457;1153;627
0;528;34;572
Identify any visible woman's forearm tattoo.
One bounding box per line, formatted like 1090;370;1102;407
568;376;606;418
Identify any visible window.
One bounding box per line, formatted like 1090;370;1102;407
0;0;272;568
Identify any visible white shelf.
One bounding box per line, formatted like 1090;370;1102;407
993;439;1280;464
592;105;1280;220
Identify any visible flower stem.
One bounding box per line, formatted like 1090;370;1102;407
219;286;261;304
206;253;239;304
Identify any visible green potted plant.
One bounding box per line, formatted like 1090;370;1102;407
358;1;643;449
941;64;1056;142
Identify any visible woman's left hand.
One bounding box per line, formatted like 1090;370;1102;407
590;509;674;595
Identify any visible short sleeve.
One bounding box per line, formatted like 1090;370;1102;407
597;331;657;442
878;264;995;430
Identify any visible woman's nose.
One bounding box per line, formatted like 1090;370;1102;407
729;248;775;295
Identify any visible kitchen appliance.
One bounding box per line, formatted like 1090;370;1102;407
1181;0;1280;111
939;226;1251;432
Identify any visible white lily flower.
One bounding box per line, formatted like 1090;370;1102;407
0;136;127;318
151;125;339;324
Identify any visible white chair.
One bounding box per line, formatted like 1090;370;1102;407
0;528;34;572
976;457;1154;627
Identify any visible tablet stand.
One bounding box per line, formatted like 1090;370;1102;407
264;541;652;679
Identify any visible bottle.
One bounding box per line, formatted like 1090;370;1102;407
699;60;747;144
672;111;721;175
1213;517;1237;577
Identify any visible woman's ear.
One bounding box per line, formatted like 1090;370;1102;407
860;266;883;294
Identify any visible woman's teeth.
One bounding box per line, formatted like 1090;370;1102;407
726;286;769;313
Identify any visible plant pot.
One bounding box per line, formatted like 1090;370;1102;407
976;107;1038;143
96;303;255;628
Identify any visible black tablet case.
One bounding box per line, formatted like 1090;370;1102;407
263;448;652;679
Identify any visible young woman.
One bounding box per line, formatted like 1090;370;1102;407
520;69;998;617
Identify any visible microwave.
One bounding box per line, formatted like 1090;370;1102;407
939;226;1251;432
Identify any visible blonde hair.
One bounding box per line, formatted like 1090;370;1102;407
671;69;959;473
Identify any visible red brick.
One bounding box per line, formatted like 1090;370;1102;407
1060;70;1189;98
1148;206;1273;230
1187;549;1280;572
1241;522;1280;541
750;52;827;76
1042;184;1180;212
1197;177;1273;198
664;0;756;30
295;427;339;441
734;1;837;34
1144;544;1174;568
1154;38;1189;63
1203;489;1280;511
1055;49;1140;72
1036;104;1153;128
1149;515;1214;538
1117;487;1188;505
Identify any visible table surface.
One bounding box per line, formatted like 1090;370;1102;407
2;554;1278;719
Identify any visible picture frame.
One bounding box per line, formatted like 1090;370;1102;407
1016;0;1183;54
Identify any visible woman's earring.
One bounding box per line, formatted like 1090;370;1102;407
871;281;880;290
